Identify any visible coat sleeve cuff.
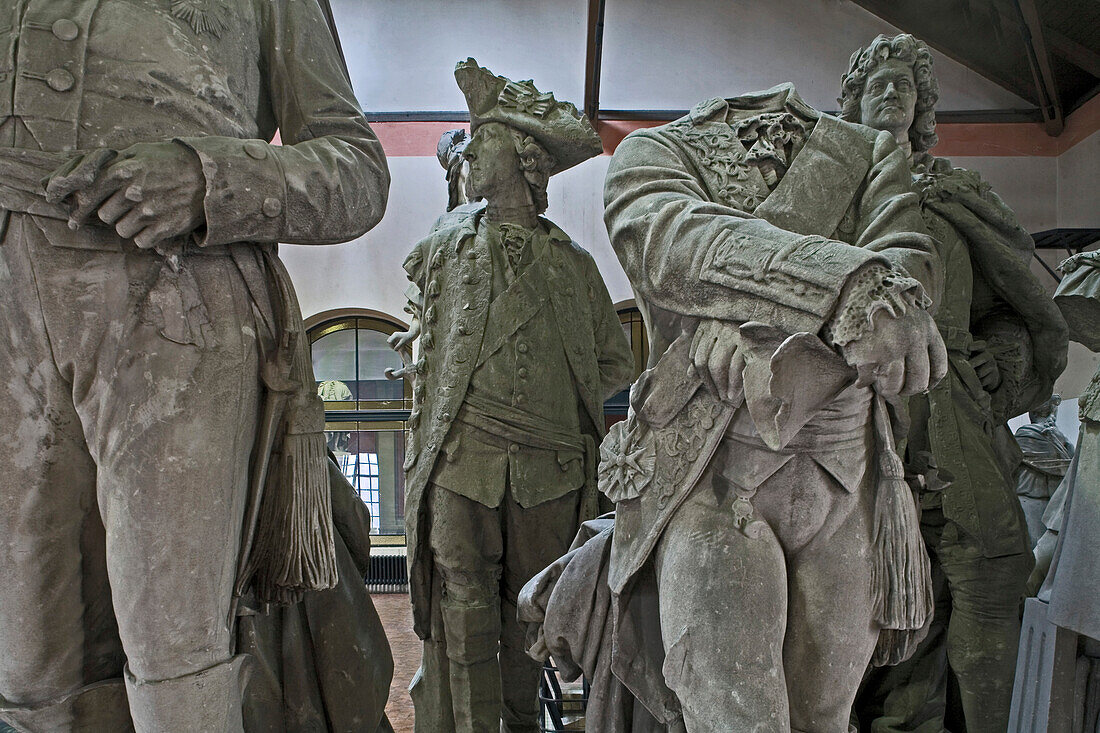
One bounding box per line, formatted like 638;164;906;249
175;136;288;247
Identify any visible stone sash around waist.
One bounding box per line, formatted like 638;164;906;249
457;390;587;461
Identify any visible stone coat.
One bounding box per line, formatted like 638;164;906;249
402;203;634;638
0;0;389;250
602;84;940;599
909;154;1067;557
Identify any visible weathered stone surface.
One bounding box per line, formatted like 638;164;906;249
396;60;633;732
523;75;949;730
0;2;390;731
845;34;1066;733
1015;395;1074;546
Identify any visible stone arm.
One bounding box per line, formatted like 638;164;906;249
845;132;942;309
604;129;938;337
178;0;390;247
387;239;431;356
581;254;636;401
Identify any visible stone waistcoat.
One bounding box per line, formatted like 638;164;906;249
432;222;585;509
0;0;387;250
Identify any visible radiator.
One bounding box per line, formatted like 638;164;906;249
366;553;409;594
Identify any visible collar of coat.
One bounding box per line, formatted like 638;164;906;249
688;82;822;127
435;201;574;254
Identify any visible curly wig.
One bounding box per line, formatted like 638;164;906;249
506;128;557;215
839;34;939;153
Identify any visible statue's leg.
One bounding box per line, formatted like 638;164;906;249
0;220;129;731
410;566;456;733
938;515;1031;733
765;459;879;733
427;485;505;733
499;489;582;733
653;471;791;732
855;540;952;733
53;251;265;732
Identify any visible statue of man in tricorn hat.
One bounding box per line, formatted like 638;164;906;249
396;60;634;732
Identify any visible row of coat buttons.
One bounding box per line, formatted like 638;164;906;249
21;20;80;91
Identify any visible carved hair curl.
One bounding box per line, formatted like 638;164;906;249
506;129;557;215
839;34;939;153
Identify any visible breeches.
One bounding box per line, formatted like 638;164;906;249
413;483;580;733
654;450;878;733
0;217;265;729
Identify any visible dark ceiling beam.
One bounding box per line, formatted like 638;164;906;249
847;0;1038;103
1014;0;1065;135
583;0;607;124
1045;26;1100;80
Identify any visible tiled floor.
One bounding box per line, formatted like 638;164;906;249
372;593;419;733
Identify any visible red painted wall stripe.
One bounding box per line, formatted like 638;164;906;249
366;94;1100;159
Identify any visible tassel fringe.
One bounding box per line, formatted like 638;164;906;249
249;425;338;605
870;396;934;666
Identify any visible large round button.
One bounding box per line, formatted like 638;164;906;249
517;343;528;354
45;68;75;92
52;19;79;41
508;444;520;455
262;197;283;218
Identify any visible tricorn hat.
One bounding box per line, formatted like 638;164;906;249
455;58;603;175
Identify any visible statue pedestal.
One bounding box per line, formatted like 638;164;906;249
1009;597;1077;732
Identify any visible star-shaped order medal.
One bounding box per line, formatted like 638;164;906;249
170;0;228;37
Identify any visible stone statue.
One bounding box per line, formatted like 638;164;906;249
1015;395;1074;546
438;128;475;212
523;81;949;732
839;34;1068;733
1010;250;1100;731
397;59;634;733
0;2;390;731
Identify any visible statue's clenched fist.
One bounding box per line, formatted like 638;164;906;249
840;304;948;397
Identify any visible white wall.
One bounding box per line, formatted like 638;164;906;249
600;0;1028;112
1058;128;1100;229
285;1;1097;400
332;0;1028;114
332;0;587;112
283;155;631;320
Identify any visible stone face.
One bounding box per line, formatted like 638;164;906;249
844;34;1067;733
523;80;949;732
398;60;633;732
0;2;390;731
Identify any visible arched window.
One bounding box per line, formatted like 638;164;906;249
307;311;411;545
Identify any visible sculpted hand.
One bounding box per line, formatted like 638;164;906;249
840;306;947;397
690;319;745;402
967;340;1002;392
47;142;206;250
387;318;421;352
